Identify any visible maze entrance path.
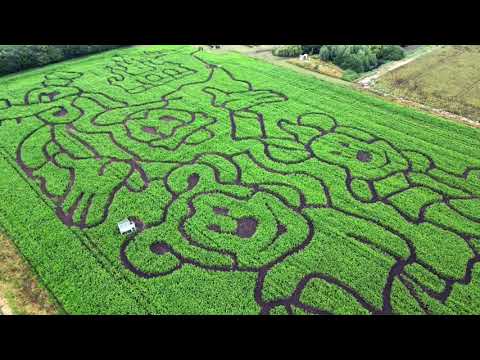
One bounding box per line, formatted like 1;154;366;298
0;45;479;314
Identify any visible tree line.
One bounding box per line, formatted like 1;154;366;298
274;45;406;76
0;45;123;76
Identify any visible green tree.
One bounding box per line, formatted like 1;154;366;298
319;46;331;61
0;45;123;76
378;45;405;62
301;45;323;54
273;45;302;57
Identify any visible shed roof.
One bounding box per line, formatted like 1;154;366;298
118;219;136;234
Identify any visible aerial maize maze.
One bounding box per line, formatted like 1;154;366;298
0;45;479;314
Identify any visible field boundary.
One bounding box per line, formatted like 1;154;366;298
0;45;479;314
0;147;153;314
0;224;61;315
358;85;480;129
216;45;480;129
370;46;480;127
0;295;12;315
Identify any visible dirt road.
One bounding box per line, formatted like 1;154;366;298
357;46;439;88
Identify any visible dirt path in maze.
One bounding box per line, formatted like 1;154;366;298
1;46;479;315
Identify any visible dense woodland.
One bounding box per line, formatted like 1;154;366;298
0;45;123;76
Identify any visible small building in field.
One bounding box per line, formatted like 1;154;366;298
118;219;136;235
299;54;309;61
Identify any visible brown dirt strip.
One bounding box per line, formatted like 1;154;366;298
0;232;58;315
0;296;13;315
359;86;480;129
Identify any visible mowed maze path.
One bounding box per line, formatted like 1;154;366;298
0;45;479;315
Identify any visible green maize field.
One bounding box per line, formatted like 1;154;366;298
0;45;479;315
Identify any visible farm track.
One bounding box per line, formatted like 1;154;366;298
0;46;479;314
361;87;480;129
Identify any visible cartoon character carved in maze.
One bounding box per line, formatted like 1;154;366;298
307;123;480;229
1;66;227;228
119;148;480;315
89;103;217;160
105;49;310;164
273;120;480;314
0;71;153;228
198;66;319;164
118;98;480;315
274;108;480;226
102;52;310;165
106;53;480;314
121;155;314;281
0;71;83;123
3;52;479;314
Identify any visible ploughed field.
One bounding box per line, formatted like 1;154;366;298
0;45;479;314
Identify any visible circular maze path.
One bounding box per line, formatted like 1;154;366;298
0;46;479;314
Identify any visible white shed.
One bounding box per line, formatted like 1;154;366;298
299;54;309;61
118;219;136;235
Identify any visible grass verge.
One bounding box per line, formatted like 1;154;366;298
0;232;59;315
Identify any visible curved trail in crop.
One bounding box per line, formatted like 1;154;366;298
1;48;479;314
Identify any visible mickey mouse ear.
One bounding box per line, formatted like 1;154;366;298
299;113;337;133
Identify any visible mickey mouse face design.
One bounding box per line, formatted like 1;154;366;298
310;130;409;181
121;163;312;277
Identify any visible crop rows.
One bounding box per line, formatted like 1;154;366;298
0;45;479;314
